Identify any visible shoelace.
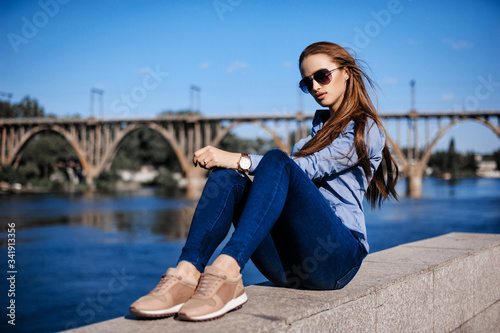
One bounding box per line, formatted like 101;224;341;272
151;274;180;294
194;273;225;297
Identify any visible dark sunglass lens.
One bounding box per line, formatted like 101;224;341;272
299;78;312;93
314;69;332;85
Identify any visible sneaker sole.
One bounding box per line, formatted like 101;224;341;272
129;302;184;318
177;292;248;322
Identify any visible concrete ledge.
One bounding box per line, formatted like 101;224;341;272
66;232;500;332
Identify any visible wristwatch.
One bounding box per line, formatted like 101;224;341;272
238;153;252;172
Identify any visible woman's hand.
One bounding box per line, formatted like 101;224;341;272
193;146;241;170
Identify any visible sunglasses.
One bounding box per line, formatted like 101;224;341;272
299;67;343;93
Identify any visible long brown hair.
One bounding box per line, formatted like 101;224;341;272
295;41;398;208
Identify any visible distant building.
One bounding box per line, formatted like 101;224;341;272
475;155;500;178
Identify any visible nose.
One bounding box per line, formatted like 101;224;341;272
311;79;322;92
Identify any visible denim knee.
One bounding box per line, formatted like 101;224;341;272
257;149;289;169
196;169;246;210
208;168;243;186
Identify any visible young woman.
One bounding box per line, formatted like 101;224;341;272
129;41;398;322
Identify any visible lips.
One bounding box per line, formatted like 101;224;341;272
315;92;326;100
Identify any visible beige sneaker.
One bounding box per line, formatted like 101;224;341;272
129;267;198;318
177;265;248;321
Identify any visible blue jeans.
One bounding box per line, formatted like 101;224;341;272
178;149;367;290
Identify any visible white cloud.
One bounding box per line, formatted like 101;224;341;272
441;93;454;101
226;61;248;73
382;77;399;85
283;61;293;68
443;39;473;50
199;61;210;69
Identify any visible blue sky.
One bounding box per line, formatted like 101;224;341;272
1;0;500;153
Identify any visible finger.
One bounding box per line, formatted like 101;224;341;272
193;147;209;163
194;153;207;166
201;157;213;169
195;153;205;165
195;146;213;157
205;159;217;169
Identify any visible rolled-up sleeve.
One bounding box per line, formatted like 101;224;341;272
248;154;263;174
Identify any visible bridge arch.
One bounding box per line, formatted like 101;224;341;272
8;124;89;174
385;115;500;197
385;134;408;171
210;121;289;152
387;116;500;174
422;117;499;169
96;122;188;178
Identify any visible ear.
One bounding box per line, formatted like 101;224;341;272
343;68;350;81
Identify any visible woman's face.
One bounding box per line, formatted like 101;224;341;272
300;53;349;112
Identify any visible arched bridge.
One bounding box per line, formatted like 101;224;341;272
0;114;311;196
1;111;499;198
382;110;500;197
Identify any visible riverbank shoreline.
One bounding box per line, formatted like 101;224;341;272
2;173;499;196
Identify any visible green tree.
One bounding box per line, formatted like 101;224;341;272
14;96;45;117
428;151;447;173
461;152;478;175
111;128;180;171
18;132;77;179
219;132;277;155
446;138;460;178
0;165;26;184
428;143;478;178
0;96;45;118
0;100;15;118
493;149;500;171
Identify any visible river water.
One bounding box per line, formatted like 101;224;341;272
1;177;500;332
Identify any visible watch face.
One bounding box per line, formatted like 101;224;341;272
240;157;251;170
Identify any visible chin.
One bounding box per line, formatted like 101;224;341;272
316;99;333;109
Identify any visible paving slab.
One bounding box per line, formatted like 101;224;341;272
364;244;469;268
376;271;434;333
65;232;500;333
473;244;500;314
283;292;377;333
433;254;475;333
401;232;500;250
453;300;500;333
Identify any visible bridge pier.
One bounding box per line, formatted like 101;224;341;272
81;166;99;187
185;167;207;199
406;163;423;198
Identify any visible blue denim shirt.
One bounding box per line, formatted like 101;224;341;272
249;110;385;252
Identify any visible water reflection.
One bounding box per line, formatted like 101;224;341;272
0;188;197;241
155;207;195;238
67;205;197;240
